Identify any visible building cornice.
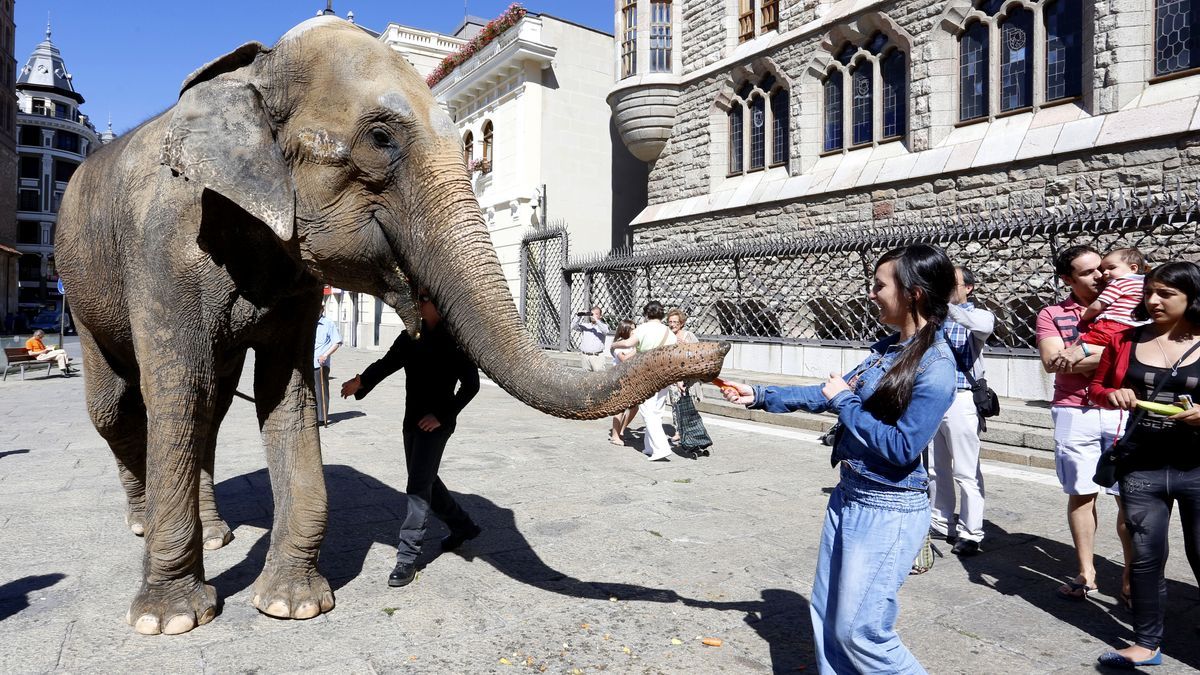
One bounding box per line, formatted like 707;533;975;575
432;16;556;111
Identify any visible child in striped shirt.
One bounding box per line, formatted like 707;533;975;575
1062;247;1146;365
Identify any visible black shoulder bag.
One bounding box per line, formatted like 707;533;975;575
1092;335;1200;487
949;335;1000;431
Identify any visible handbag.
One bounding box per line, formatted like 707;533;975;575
948;334;1000;430
1092;333;1200;487
672;393;712;457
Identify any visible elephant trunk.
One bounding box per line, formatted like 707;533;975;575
404;182;729;421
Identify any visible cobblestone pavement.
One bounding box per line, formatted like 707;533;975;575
1;342;1198;673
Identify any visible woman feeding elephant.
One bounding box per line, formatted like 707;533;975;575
54;15;727;635
722;244;958;673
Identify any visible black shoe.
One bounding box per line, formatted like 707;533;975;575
387;562;417;587
441;523;482;553
951;540;981;556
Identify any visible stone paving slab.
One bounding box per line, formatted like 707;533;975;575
1;344;1198;673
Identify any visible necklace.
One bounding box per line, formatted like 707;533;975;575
1153;333;1200;376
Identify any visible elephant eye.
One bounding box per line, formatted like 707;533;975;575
370;128;392;148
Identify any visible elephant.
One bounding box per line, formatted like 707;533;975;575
55;16;728;636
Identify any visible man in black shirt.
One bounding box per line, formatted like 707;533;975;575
341;288;481;587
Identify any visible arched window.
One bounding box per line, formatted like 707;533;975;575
1044;0;1082;100
481;121;493;173
881;50;906;139
959;22;989;121
728;103;744;174
748;93;766;170
999;8;1034;111
851;62;873;146
770;87;789;166
1154;0;1199;76
821;34;907;152
956;0;1084;122
725;72;789;175
822;69;844;152
463;131;474;167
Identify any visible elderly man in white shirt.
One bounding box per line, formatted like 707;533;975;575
572;306;610;372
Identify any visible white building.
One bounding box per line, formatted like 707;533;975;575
326;10;644;350
14;24;98;313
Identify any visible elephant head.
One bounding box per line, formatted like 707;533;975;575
160;16;728;419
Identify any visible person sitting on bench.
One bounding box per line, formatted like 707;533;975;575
26;329;73;376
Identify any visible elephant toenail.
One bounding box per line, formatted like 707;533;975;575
163;614;196;635
293;602;319;619
320;592;335;611
265;600;290;617
133;615;161;635
198;607;216;625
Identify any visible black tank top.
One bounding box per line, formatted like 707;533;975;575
1121;351;1200;472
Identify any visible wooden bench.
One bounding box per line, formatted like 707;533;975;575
3;347;53;381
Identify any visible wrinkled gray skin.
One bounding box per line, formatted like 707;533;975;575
55;17;728;636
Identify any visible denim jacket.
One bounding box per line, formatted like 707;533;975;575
749;332;957;491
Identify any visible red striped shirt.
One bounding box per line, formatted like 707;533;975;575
1095;274;1144;325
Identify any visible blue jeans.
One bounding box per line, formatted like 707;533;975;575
811;466;930;674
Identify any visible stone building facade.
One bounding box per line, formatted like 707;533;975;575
609;0;1200;398
0;0;17;324
13;24;98;315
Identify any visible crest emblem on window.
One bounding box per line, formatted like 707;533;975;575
855;76;870;96
752;109;764;128
1004;25;1026;52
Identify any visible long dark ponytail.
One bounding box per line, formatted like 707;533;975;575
862;244;955;423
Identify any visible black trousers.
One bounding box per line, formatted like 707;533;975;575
1119;465;1200;650
395;426;474;565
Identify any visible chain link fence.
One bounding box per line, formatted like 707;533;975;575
521;184;1200;355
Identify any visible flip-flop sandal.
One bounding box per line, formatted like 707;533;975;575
1056;579;1098;600
609;437;625;446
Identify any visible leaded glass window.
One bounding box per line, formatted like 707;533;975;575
1000;9;1034;111
749;94;766;170
851;63;873;145
1044;0;1082;101
771;88;789;166
823;71;843;152
650;0;672;73
959;22;989;121
882;50;906;139
463;131;473;167
729;103;744;174
1155;0;1200;76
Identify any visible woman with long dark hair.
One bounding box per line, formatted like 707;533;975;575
722;244;957;673
1087;261;1200;669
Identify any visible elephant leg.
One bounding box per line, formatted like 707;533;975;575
125;349;219;636
249;335;333;620
198;354;245;551
79;326;148;537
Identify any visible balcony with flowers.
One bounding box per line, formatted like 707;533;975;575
427;4;557;114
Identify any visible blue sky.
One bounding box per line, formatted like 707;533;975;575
15;1;612;135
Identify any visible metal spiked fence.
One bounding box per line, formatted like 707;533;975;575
521;183;1200;355
519;225;569;348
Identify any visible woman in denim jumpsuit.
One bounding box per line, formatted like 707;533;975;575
724;244;958;673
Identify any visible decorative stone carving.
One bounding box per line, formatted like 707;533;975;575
608;80;681;163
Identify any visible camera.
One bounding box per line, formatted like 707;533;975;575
576;311;590;317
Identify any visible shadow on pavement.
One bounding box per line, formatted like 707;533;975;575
680;589;816;672
324;411;366;425
210;465;810;672
956;521;1200;671
0;573;66;621
0;449;30;460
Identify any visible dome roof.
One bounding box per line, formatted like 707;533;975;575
17;21;84;104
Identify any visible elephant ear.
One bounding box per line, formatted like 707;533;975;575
161;74;295;241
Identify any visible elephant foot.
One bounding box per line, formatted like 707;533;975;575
125;577;218;635
201;520;234;551
251;565;334;620
125;507;146;537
